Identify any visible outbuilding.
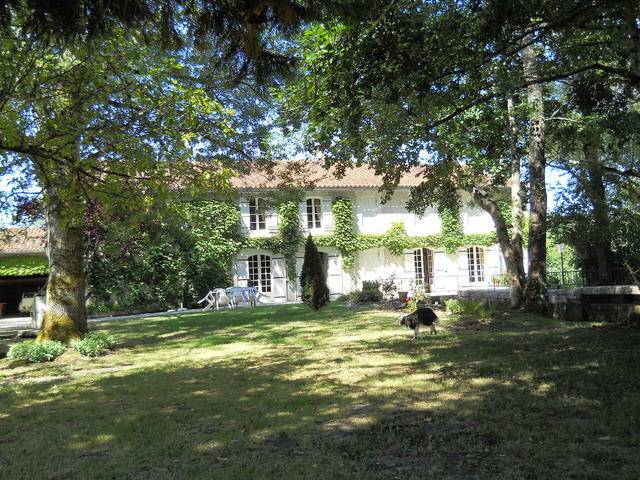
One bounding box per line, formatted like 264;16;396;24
0;227;47;317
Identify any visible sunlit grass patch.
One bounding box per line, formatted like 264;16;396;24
1;303;640;479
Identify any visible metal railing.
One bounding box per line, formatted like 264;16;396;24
547;268;636;288
375;268;637;297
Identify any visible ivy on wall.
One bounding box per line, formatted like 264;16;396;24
438;205;465;253
243;200;496;260
277;200;302;280
331;198;358;269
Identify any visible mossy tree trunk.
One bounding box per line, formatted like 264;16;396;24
507;96;526;308
37;189;88;342
471;189;526;308
522;38;549;312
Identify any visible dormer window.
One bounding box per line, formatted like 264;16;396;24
249;198;266;230
306;198;322;229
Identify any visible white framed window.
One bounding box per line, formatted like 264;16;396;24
413;248;434;286
248;254;272;293
467;246;485;283
305;198;322;229
249;198;266;231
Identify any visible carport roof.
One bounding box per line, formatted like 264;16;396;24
0;227;47;255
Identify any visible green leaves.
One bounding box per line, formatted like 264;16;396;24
0;255;48;277
277;200;303;280
331;198;358;268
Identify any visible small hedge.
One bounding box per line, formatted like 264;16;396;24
71;332;116;357
358;281;383;303
445;299;492;319
337;281;383;304
9;340;65;363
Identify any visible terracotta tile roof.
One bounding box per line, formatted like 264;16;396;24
230;162;427;190
0;227;47;255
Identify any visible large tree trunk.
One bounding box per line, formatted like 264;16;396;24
521;40;549;312
471;189;525;308
507;96;526;307
583;140;612;283
38;190;88;342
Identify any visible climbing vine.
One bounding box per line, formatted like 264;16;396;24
277;200;302;280
382;222;413;256
438;205;465;253
243;198;496;265
331;197;358;269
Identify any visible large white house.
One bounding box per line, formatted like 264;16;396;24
230;163;509;303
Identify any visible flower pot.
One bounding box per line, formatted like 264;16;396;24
398;291;408;303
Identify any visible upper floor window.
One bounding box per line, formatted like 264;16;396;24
249;198;266;231
306;198;322;229
467;246;485;283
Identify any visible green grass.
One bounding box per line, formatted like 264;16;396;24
1;304;640;479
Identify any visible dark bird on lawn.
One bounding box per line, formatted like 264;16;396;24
399;307;439;339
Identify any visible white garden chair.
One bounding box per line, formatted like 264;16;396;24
242;286;261;306
197;288;230;310
225;287;247;309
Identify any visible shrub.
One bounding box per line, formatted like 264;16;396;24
71;332;116;357
406;288;434;312
379;275;398;299
356;281;383;303
445;299;492;319
336;293;356;303
445;298;465;314
9;340;65;363
300;234;330;310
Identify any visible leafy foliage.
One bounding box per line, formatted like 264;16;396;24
86;200;242;312
300;234;329;310
71;332;116;357
445;299;492;320
358;281;383;303
331;197;358;268
0;255;48;277
439;206;465;253
9;340;66;363
277;200;303;280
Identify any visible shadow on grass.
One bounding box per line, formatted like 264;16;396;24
1;306;640;479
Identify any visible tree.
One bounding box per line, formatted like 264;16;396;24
0;22;260;341
280;1;639;309
300;234;329;310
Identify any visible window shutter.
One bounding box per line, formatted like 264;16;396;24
404;249;416;275
299;201;307;230
266;206;278;232
322;199;333;231
487;245;499;269
457;248;469;286
239;199;250;234
235;256;248;286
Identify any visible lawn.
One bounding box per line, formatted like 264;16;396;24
1;304;640;479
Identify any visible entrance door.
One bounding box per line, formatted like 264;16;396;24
414;248;434;289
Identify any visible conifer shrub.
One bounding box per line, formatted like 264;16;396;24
300;234;330;310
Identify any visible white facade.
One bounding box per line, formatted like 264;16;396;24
232;187;507;303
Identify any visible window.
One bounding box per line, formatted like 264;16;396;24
467;247;485;283
413;248;434;286
306;198;322;229
248;254;272;293
249;198;266;230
